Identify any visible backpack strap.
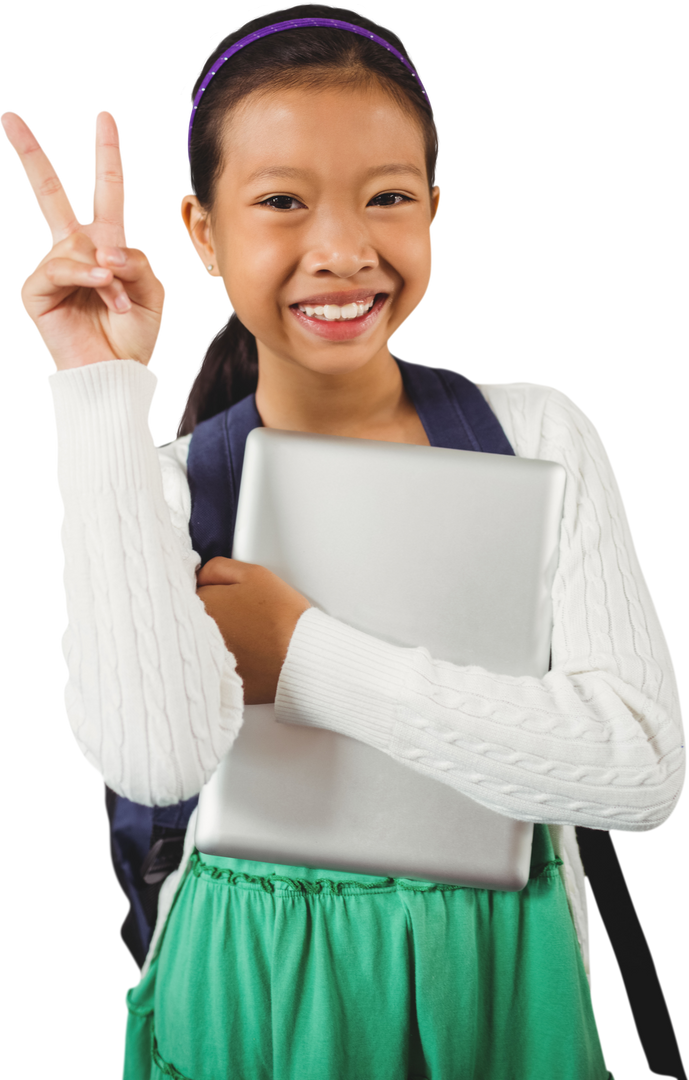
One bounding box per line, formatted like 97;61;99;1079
396;358;515;455
187;393;262;566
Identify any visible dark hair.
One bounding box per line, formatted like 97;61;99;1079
177;4;437;436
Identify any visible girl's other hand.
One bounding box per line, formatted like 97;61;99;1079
2;111;164;370
196;558;311;705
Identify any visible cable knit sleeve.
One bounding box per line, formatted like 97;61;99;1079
275;384;685;831
50;359;244;807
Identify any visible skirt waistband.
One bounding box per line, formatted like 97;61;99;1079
191;824;559;895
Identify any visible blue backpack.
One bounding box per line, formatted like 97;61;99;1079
104;358;685;1079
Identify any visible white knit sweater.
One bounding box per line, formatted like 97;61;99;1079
49;359;685;975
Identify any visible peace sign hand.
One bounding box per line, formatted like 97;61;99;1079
2;111;164;371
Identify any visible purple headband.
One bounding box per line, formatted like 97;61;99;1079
188;17;430;158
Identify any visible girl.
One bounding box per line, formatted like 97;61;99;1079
3;5;684;1078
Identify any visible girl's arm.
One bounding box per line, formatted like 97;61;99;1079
274;385;685;832
4;113;245;805
51;359;244;806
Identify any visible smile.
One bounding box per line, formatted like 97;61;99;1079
297;297;375;321
290;293;388;341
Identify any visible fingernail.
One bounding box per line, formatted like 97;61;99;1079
115;292;131;312
104;247;126;266
89;268;110;282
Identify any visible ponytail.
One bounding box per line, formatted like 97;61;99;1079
177;314;258;437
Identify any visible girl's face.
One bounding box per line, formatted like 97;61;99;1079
183;81;439;379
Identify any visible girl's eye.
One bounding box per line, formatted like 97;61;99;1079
259;196;302;210
371;192;414;206
258;194;412;210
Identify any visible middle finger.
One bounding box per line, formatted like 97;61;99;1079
93;112;125;245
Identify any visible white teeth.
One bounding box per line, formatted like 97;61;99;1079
297;297;376;320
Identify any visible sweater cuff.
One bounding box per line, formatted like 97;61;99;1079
275;607;414;751
49;359;159;495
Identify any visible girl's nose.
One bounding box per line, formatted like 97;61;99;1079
304;242;378;278
300;228;377;278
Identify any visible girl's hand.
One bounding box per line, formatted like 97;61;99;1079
2;111;164;370
196;558;311;705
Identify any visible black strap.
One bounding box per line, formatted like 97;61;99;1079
578;825;686;1071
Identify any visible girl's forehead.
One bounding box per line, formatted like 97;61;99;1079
220;82;427;181
231;82;414;126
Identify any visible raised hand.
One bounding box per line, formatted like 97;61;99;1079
2;111;164;370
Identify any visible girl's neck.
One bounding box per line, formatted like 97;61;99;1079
254;347;429;445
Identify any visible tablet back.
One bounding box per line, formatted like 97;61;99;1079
195;430;566;889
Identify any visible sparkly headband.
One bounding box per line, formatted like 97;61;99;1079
188;17;430;158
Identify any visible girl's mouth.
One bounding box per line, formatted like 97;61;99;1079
289;293;387;341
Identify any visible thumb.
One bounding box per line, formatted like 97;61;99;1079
196;556;251;587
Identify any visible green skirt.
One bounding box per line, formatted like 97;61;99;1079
124;824;612;1080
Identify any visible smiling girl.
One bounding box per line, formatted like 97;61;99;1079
2;5;684;1080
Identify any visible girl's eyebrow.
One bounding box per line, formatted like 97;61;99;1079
246;163;424;185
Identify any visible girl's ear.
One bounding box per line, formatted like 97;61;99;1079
181;195;219;274
430;186;440;222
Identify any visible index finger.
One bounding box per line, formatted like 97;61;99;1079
1;112;80;243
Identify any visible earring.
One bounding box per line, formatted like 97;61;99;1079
207;264;214;272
